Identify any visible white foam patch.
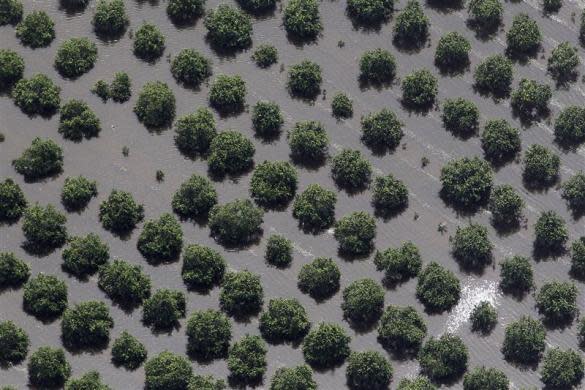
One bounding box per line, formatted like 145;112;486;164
445;278;501;334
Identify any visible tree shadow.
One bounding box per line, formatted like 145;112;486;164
426;0;464;13
285;32;320;49
439;190;486;217
472;83;511;102
500;285;531;301
95;28;128;44
511;106;550;128
358;76;395;92
505;46;540;65
345;316;380;335
393;35;428;54
21;242;62;257
58;0;89;16
465;20;501;41
522;174;559;194
532;243;567;262
373;202;408;222
208;163;254;183
400;99;437;115
436;61;470;78
228;374;264;389
290;153;327;172
541;313;576;331
338;247;373;262
63;337;110;354
493;219;522;238
210;230;262;250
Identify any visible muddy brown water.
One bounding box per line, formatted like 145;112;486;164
2;0;585;388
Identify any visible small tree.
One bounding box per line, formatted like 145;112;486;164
62;233;109;278
435;32;471;72
288;60;322;99
13;138;63;179
283;0;322;39
554;106;585;145
28;347;71;388
548;42;579;83
359;49;396;85
536;281;578;324
65;371;110;390
346;351;392;390
467;0;502;31
23;274;67;319
252;101;283;136
227;335;267;384
401;69;438;108
12;75;60;116
252;45;278;68
451;224;493;270
61;301;113;349
419;334;468;382
171;49;211;87
292;184;336;230
110;72;131;102
502;316;545;363
98;259;151;307
334;211;376;255
298;257;340;299
186;309;231;360
61;176;98;210
331;149;372;190
250;161;298;206
142;289;186;330
342;279;384;327
0;320;28;366
22;204;67;251
473;55;513;95
506;13;541;55
189;375;226;390
0;49;24;90
440;157;493;209
331;92;353;118
499;255;533;294
134;81;175;127
488;185;524;226
92;0;129;37
270;365;316;390
204;5;252;50
347;0;393;24
174;108;217;157
259;298;310;342
0;0;22;26
111;331;147;369
220;270;263;317
511;79;551;118
54;38;97;78
533;210;568;253
0;178;27;222
374;242;421;283
480;119;521;164
181;244;225;290
361;108;403;151
172;175;217;220
442;98;479;137
209;74;246;113
167;0;204;23
523;144;560;187
59;100;101;142
92;80;110;100
377;305;426;354
137;213;183;263
265;235;293;267
15;11;54;48
541;348;584;388
571;238;585;279
416;262;461;312
288;121;329;162
99;190;144;233
302;322;350;368
0;252;30;288
397;376;437;390
469;301;497;333
562;172;585;214
463;367;509;390
133;23;165;60
144;351;192;390
208;199;263;245
372;174;408;216
393;0;429;48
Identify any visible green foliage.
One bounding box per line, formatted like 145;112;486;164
137;213;183;262
111;331;147;369
288;120;329;162
28;347;71;388
334;211;376;255
500;255;533;294
205;5;252;50
144;351;192;390
562;172;585;213
283;0;322;39
419;334;468;382
331;92;353;118
534;210;568;252
228;335;267;384
167;0;204;23
189;375;226;390
359;49;396;84
468;0;502;30
23;274;68;318
92;80;110;100
377;305;426;354
470;301;497;333
93;0;128;36
61;301;113;349
523;144;560;187
250;161;298;206
270;365;316;390
361;108;403;151
172;175;217;220
181;244;225;290
554;106;585;145
506;13;541;55
65;371;110;390
62;233;108;278
208;199;263;245
393;0;428;47
187;309;231;360
416;262;460;312
54;38;97;78
473;55;513;95
292;184;336;230
209;74;246;113
0;320;28;366
489;185;524;226
22;204;67;250
0;49;24;90
536;281;578;324
440;157;493;209
442;98;479;137
342;278;384;326
451;224;493;269
252;44;278;68
265;235;293;267
331;149;372;190
463;367;509;390
511;78;551;118
374;242;421;283
133;23;165;60
302;322;350;368
346;351;392;390
0;0;22;25
397;376;437;390
252;101;283;136
0;178;26;221
502;316;545;363
61;176;98;211
134;81;175;127
298;257;340;299
12;74;60;116
238;0;277;12
541;348;584;388
548;42;579;82
401;69;437;108
288;60;322;98
220;270;263;317
174;108;217;157
260;298;310;342
372;174;408;215
58;100;101;141
435;32;470;71
99;190;144;233
16;11;54;48
110;72;131;102
98;259;151;307
171;49;211;87
571;238;585;279
142;289;186;330
13;138;63;180
481;119;521;164
0;252;29;288
347;0;393;24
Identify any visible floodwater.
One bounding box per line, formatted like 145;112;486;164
1;0;585;388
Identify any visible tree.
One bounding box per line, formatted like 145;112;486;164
142;289;186;330
467;0;502;31
186;309;231;360
419;334;468;382
571;238;585;279
442;98;479;137
137;213;183;263
334;212;376;255
174;108;217;157
65;371;110;390
416;262;460;312
489;185;524;227
401;69;437;108
331;92;353;118
61;176;98;211
548;42;579;83
292;184;336;230
189;375;226;390
331;149;372;190
237;0;277;12
541;348;584;388
378;305;426;355
397;376;437;390
0;178;26;221
562;172;585;214
506;14;541;55
359;49;396;85
134;81;175;127
171;49;211;87
133;23;165;60
13;138;63;180
463;367;509;390
288;121;329;162
111;331;147;369
92;80;110;100
54;38;97;78
435;32;470;71
543;0;562;11
167;0;204;23
298;257;340;299
209;74;246;113
98;259;151;307
393;0;429;48
283;0;322;39
481;119;521;164
181;244;225;290
0;49;24;91
270;365;316;390
220;270;263;317
451;224;493;270
499;255;533;294
265;235;293;267
469;301;497;333
62;233;108;278
259;298;310;342
93;0;128;37
227;335;267;384
22;204;67;251
0;0;22;26
347;0;393;24
15;11;54;48
511;79;551;119
346;351;392;390
22;274;67;320
554;106;585;145
99;190;144;233
502;316;545;363
61;301;113;349
342;279;384;327
523;145;560;187
0;320;28;366
0;252;29;288
144;351;192;390
109;72;131;102
288;60;322;99
473;55;513;95
204;5;252;50
58;100;101;142
252;45;278;68
251;161;298;207
12;75;60;116
361;108;403;151
28;347;71;388
440;157;493;209
534;210;568;253
252;101;283;136
302;322;350;368
374;242;421;283
536;281;578;324
372;174;408;216
208;199;263;245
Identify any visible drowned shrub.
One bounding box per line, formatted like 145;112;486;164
288;121;329;162
506;13;541;55
499;255;533;294
208;74;246;113
172;174;217;219
174;108;217;157
287;60;322;99
181;244;226;290
510;79;551;118
16;11;55;48
533;210;568;253
133;23;165;60
65;371;110;390
523;144;560;187
142;289;186;330
502;316;545;364
0;178;27;222
293;184;336;230
134;81;176;128
401;69;438;108
111;331;147;369
62;233;109;278
469;301;497;333
61;301;113;349
540;348;584;388
302;323;350;368
298;257;340;299
265;235;293;267
167;0;204;23
171;49;212;87
270;365;316;390
208;199;263;245
23;274;68;319
28;347;71;388
474;55;513;95
548;42;579;83
137;213;183;263
0;320;29;366
98;259;151;307
259;298;310;342
12;74;60;117
22;204;67;251
450;224;493;270
488;184;524;226
372;174;408;215
554;106;585;145
331;149;372;190
54;38;98;78
481;119;521;164
0;252;30;288
186;309;231;360
334;211;376;256
93;0;128;37
346;351;393;390
435;32;471;72
377;305;426;354
535;281;578;324
416;262;461;312
347;0;393;24
359;49;396;85
418;334;468;382
58;100;101;141
393;0;429;48
331;92;353;118
110;72;131;102
204;5;252;50
463;367;509;390
0;49;24;91
250;161;298;207
0;0;22;26
99;190;144;233
374;242;421;283
440;157;493;209
227;335;267;384
220;270;264;317
252;101;283;137
252;45;278;68
61;176;98;211
342;278;384;327
361;108;403;151
283;0;322;39
13;138;63;179
144;351;192;390
442;98;479;137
